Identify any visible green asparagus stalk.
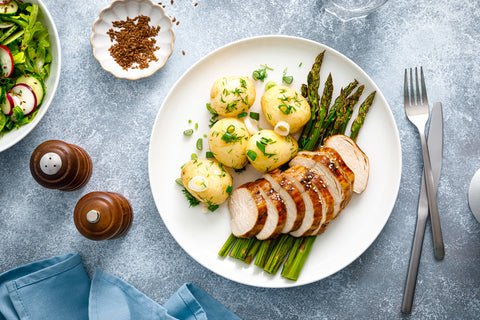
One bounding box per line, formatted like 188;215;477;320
281;236;317;281
302;73;333;151
254;238;277;268
230;237;256;259
264;234;296;275
350;91;376;142
218;234;238;257
244;239;262;264
281;237;303;272
340;85;365;134
298;51;325;148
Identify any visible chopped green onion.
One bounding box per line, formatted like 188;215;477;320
183;129;194;136
206;103;217;115
283;75;293;84
175;178;184;186
206;151;214;158
247;150;257;161
196;138;203;150
226;185;233;195
265;81;276;90
195;123;199;130
249;112;260;121
298;62;303;67
191;153;198;160
237;112;248;118
252;64;273;82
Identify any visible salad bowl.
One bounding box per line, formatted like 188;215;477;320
0;0;61;153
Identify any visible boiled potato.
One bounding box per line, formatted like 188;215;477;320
261;85;310;133
181;159;232;205
210;76;256;116
245;129;298;172
208;118;250;169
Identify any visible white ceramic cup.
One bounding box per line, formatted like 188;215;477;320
468;168;480;223
324;0;388;21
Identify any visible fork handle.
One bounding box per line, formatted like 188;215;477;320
402;206;428;313
419;131;445;260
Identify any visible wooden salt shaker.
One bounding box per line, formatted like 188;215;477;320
30;140;92;191
73;191;133;240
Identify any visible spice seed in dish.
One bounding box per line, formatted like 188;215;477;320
107;15;161;70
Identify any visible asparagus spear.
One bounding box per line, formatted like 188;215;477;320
340;85;365;134
281;236;316;281
244;239;262;264
218;234;238;257
264;234;296;274
350;91;376;142
320;79;358;141
302;73;333;151
298;51;325;148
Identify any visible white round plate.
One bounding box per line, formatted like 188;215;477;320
0;0;61;153
148;35;402;288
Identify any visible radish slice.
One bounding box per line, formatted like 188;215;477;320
0;22;14;28
244;117;259;135
0;92;13;116
274;121;290;136
188;176;208;192
0;0;12;5
0;44;13;78
11;84;37;116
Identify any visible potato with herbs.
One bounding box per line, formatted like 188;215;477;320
261;85;310;133
245;129;298;172
208;118;250;169
181;159;233;206
210;76;256;116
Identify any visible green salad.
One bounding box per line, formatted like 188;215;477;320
0;0;52;135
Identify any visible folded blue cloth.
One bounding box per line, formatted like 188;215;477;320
0;253;241;320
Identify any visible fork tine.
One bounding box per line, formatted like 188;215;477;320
409;68;414;105
415;67;421;105
420;66;428;105
404;69;410;106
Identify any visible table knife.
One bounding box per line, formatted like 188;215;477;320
402;102;443;314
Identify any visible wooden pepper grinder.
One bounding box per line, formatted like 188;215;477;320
73;191;133;240
30;140;92;191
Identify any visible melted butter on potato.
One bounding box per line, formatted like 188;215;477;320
208;118;250;169
181;159;232;205
261;85;310;133
210;76;256;116
246;129;298;173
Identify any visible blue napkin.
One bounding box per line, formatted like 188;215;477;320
0;253;241;320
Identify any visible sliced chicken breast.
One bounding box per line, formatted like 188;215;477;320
255;179;287;240
228;182;268;238
263;169;306;233
290;151;352;218
283;166;324;237
324;134;370;193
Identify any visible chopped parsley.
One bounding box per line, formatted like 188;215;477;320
182;188;200;207
226;185;233;195
206;103;219;128
208;204;219;212
252;64;273;82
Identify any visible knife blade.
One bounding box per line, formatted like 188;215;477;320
402;102;443;313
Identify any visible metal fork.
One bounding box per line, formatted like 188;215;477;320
404;67;445;260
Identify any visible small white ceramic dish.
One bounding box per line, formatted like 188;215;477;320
0;0;61;153
90;0;175;80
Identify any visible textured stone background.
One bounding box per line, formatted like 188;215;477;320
1;0;479;319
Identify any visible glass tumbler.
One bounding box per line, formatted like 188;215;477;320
324;0;388;21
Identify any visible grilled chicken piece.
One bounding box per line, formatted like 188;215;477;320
228;182;268;238
290;151;353;218
263;169;305;234
255;179;287;240
324;134;369;193
283;166;325;237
